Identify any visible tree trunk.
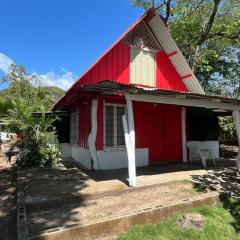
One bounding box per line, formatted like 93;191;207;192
191;0;222;72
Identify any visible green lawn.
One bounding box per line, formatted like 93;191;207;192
118;200;240;240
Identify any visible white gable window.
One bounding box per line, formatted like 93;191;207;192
104;103;126;148
70;110;79;145
130;47;156;87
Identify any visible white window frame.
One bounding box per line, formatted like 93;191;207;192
70;109;79;145
103;102;127;151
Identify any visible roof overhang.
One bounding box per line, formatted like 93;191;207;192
77;81;240;112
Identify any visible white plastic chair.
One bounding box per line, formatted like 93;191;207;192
187;142;216;168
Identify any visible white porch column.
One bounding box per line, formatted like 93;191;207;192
122;95;136;187
181;107;187;163
126;98;135;149
88;99;99;169
232;110;240;171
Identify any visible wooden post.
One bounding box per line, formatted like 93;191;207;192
122;95;136;187
126;98;135;149
88;99;99;169
232;110;240;171
181;107;187;163
122;115;136;187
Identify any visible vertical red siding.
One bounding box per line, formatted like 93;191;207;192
78;42;130;85
78;100;91;148
156;51;188;92
134;101;182;162
96;97;103;150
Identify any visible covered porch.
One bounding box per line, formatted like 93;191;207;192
83;81;240;187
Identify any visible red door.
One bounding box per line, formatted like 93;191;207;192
150;104;182;163
148;104;165;162
134;102;182;163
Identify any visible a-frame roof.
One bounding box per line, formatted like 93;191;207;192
53;8;204;110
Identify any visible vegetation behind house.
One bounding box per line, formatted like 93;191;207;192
0;63;64;167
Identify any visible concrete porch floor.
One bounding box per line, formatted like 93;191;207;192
19;144;238;203
19;156;237;207
83;158;236;187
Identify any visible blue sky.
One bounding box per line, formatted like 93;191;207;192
0;0;144;90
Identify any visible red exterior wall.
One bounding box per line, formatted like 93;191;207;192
75;42;130;87
96;97;103;150
156;51;188;92
74;47;188;92
93;96;183;162
77;95;126;150
53;46;191;111
78;100;91;148
81;46;188;91
134;101;182;162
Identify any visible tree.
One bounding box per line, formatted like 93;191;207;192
0;97;12;116
132;0;240;97
3;97;61;167
0;63;63;167
1;62;65;111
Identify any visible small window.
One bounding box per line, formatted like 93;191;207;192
70;110;79;145
104;104;127;148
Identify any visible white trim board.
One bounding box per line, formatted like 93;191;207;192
126;94;240;111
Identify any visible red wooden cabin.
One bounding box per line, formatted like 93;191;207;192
53;8;240;185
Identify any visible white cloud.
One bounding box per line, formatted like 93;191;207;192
36;69;76;90
0;52;75;90
0;53;13;73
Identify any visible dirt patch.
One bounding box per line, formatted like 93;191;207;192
0;151;17;240
27;180;204;235
220;144;238;160
177;213;204;229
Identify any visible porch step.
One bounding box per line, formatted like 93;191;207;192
30;193;220;240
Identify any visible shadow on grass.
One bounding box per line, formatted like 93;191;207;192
221;195;240;232
191;167;240;232
192;167;240;197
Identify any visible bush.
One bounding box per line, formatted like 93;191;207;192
17;143;62;168
4;98;62;168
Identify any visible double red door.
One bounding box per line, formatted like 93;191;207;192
149;104;182;163
134;102;182;163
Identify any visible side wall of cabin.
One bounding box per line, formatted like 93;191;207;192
59;100;92;169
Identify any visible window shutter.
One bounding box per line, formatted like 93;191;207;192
130;47;156;87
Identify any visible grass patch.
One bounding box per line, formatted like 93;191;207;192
179;180;200;195
118;203;240;240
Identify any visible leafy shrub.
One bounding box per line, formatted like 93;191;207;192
4;98;62;168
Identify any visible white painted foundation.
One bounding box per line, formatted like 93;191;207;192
187;141;219;162
97;148;148;170
59;143;71;158
60;143;91;169
60;143;148;170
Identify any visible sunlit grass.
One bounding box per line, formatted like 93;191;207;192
118;203;240;240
